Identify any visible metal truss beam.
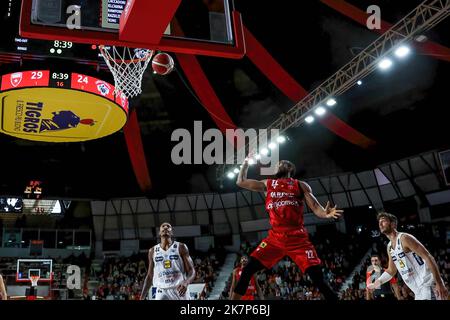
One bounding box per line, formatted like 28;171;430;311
217;0;450;181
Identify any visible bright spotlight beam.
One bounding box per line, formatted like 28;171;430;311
378;58;393;70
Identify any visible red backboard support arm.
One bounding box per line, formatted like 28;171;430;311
119;0;181;44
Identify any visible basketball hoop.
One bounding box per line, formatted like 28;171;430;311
99;45;154;98
30;275;40;287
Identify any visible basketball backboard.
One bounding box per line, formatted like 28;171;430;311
0;0;102;64
16;259;53;282
19;0;245;58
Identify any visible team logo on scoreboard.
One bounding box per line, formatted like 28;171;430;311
95;80;111;96
10;72;23;87
14;100;96;135
40;111;95;132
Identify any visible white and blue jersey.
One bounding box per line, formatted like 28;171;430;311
152;241;190;300
388;233;435;300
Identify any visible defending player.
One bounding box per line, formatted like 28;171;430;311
367;212;448;300
140;222;196;300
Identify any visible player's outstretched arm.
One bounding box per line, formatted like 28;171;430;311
140;247;154;300
178;243;196;297
402;234;449;300
300;181;343;219
0;275;7;300
236;158;266;192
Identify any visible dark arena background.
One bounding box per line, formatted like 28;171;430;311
0;0;449;315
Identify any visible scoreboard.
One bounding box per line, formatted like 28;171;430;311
0;70;129;143
0;0;101;62
0;70;126;107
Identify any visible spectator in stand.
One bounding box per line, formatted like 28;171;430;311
365;254;397;300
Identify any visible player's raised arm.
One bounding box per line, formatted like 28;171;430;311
0;274;7;300
140;247;154;300
178;243;196;297
236;158;266;192
300;181;343;219
402;234;448;300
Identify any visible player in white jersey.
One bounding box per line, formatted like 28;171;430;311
140;222;196;300
0;274;7;300
367;212;448;300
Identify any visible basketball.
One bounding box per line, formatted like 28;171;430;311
152;53;175;75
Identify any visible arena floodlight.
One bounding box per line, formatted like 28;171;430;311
314;106;326;116
260;148;269;156
305;116;315;124
378;58;393;70
326;98;337;107
227;172;235;179
394;46;411;58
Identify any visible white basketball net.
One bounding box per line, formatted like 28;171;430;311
30;276;40;287
99;45;154;98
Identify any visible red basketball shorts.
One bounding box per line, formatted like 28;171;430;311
250;230;321;272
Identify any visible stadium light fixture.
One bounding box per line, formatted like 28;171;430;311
394;46;411;58
314;106;326;116
305;116;315;124
378;58;393;70
326;98;337;107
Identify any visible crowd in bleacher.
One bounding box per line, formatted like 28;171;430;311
85;248;225;300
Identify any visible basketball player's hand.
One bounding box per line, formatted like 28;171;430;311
324;201;343;219
177;281;188;297
435;281;448;300
367;281;380;290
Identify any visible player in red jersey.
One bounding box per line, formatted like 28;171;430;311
229;255;263;300
231;159;343;301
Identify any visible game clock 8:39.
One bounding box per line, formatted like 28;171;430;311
50;72;71;88
53;40;73;49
